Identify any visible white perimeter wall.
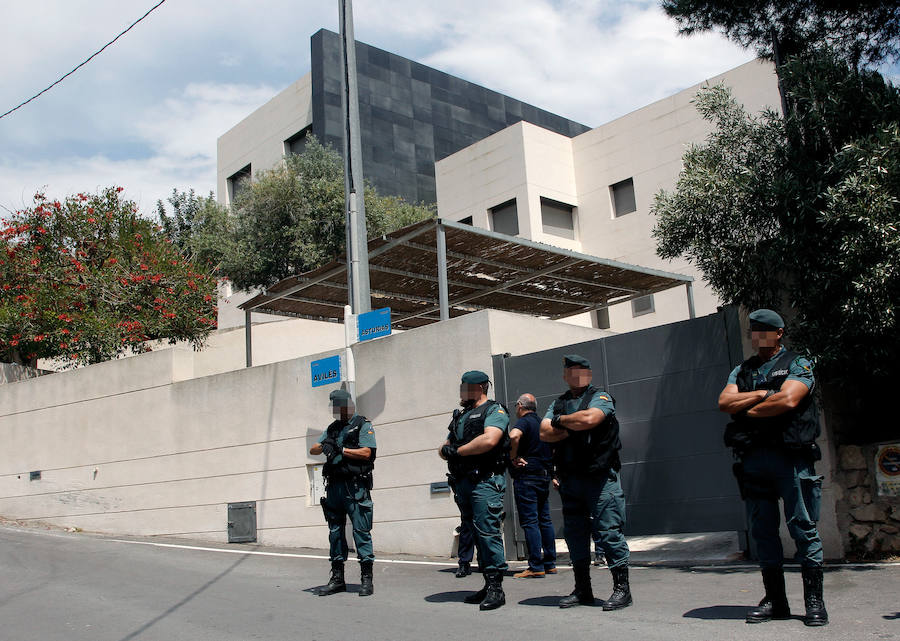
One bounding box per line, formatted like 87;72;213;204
0;310;606;555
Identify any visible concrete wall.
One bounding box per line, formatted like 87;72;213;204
216;74;313;205
435;59;782;334
0;310;608;555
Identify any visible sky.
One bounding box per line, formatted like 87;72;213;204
0;0;758;217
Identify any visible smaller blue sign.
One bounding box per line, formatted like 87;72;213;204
357;307;391;342
311;354;341;388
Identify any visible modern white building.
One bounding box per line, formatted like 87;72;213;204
434;59;781;333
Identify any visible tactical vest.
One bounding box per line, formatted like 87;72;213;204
725;350;821;457
447;400;509;478
322;414;376;481
552;385;622;477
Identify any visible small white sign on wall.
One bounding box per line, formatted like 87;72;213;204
876;443;900;497
308;464;326;505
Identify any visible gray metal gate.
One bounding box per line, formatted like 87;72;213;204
492;308;746;557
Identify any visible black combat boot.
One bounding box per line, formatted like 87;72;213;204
801;566;829;627
464;575;488;604
455;561;472;578
603;565;633;610
746;567;791;623
359;560;374;597
559;559;594;608
316;561;346;596
479;571;506;611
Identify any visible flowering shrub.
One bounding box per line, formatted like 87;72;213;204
0;187;218;368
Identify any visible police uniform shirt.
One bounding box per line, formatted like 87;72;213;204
318;415;377;464
543;387;616;421
726;346;815;390
448;402;510;442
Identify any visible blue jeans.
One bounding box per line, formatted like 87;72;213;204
513;473;557;571
742;447;824;568
559;470;629;568
457;518;475;564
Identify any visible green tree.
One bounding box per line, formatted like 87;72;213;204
0;187;218;368
156;188;233;271
652;52;900;382
224;135;435;290
661;0;900;68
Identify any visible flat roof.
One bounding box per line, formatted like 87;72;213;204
239;218;693;329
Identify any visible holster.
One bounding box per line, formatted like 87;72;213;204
320;495;340;524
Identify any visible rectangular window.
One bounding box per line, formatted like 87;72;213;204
631;294;655;317
490;199;519;236
540;197;576;239
610;177;636;217
593;307;610;329
228;164;251;204
284;126;312;156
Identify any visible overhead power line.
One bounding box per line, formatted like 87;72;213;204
0;0;168;121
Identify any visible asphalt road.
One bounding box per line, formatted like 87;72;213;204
0;524;897;641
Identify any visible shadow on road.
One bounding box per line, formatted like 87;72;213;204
884;612;900;620
116;554;249;641
683;605;749;620
517;595;598;607
424;590;473;603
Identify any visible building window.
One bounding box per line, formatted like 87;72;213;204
458;216;473;225
610;177;636;217
284;126;312;156
228;164;252;204
540;197;576;239
631;294;655;317
490;199;519;236
593;307;611;329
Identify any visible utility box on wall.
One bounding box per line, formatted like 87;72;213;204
227;501;257;543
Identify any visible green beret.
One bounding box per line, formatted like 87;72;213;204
748;309;784;330
329;389;353;404
461;370;489;384
564;354;591;369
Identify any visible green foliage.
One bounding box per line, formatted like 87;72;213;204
156;189;233;271
0;187;218;367
652;52;900;378
661;0;900;67
223;136;435;290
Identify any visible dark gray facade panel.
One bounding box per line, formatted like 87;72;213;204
310;29;591;205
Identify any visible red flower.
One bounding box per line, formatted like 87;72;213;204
107;258;118;265
33;335;45;342
140;264;149;271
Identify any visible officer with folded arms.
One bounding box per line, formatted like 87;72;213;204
310;389;377;597
540;354;632;611
439;370;510;611
718;309;827;626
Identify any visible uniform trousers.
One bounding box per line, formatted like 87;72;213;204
321;477;374;563
559;469;629;568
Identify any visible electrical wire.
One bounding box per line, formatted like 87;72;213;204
0;0;168;121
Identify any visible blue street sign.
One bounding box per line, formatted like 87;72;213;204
311;354;341;387
357;307;391;342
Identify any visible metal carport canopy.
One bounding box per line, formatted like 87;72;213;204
239;217;695;331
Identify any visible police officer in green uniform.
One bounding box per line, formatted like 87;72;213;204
540;354;632;611
309;389;377;597
439;370;510;611
718;309;828;626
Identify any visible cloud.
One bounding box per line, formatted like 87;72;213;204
0;0;756;215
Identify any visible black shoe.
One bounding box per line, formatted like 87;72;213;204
801;566;829;627
746;567;790;623
359;560;374;597
316;561;347;596
603;565;633;611
479;571;505;611
559;559;593;608
455;561;472;578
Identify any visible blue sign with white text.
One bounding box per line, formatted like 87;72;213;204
311;354;341;387
357;307;391;342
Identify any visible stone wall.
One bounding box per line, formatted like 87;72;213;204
835;444;900;558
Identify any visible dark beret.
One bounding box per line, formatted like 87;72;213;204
563;354;591;369
461;370;490;384
748;309;785;330
329;389;353;404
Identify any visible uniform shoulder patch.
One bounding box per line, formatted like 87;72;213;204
598;395;610;401
497;408;506;414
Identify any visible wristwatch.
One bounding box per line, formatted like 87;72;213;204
763;389;775;400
